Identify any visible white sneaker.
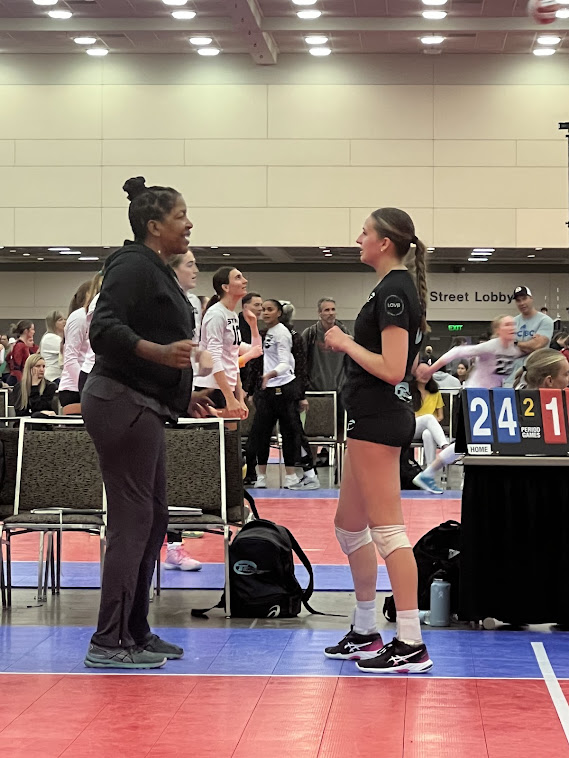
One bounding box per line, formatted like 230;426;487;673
289;475;320;491
284;473;301;489
253;474;267;488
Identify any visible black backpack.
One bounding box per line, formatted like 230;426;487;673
383;520;461;621
193;515;331;619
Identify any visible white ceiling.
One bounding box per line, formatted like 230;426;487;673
0;0;567;58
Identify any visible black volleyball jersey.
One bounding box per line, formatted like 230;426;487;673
343;269;423;415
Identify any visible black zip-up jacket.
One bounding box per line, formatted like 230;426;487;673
89;242;195;416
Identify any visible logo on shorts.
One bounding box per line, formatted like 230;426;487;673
347;418;355;432
395;382;411;402
385;295;404;316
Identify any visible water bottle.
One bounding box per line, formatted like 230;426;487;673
429;577;451;627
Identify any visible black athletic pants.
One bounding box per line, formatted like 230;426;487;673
82;387;168;649
255;380;313;468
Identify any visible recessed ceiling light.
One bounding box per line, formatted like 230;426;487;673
322;248;330;252
78;257;99;261
533;48;556;56
309;46;331;56
74;37;97;45
211;246;219;249
422;0;447;4
87;48;109;56
537;35;561;45
422;10;447;19
472;248;495;253
172;10;196;19
305;35;328;45
37;258;44;261
297;10;322;19
528;254;536;258
33;0;58;5
48;247;70;251
59;250;82;255
222;253;231;256
197;47;220;56
421;35;445;45
535;247;543;251
293;0;318;4
468;257;488;262
556;9;569;18
427;247;435;252
48;10;72;18
324;253;333;257
10;249;16;252
189;36;212;45
162;0;188;5
23;253;31;257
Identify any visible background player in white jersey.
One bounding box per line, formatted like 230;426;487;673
198;266;261;419
413;315;519;493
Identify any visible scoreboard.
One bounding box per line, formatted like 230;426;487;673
457;388;569;457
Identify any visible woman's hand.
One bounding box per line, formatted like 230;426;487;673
242;309;258;328
239;400;249;420
261;370;276;389
219;394;245;419
414;362;432;383
196;349;214;376
299;398;309;413
159;340;196;369
188;390;218;418
324;326;351;353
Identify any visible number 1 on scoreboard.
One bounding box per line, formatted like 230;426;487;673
539;389;567;444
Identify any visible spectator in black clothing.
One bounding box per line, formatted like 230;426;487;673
13;354;57;417
239;292;262;344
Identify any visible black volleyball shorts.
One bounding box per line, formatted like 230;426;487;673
345;406;415;448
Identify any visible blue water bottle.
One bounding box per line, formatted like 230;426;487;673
429;577;451;627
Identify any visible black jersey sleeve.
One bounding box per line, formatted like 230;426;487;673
376;285;411;333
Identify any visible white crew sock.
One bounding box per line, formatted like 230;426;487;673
397;609;422;645
353;599;377;635
304;468;317;479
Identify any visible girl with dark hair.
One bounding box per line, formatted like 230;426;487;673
322;207;433;674
198;266;260;417
7;320;38;386
81;176;212;670
454;360;469;385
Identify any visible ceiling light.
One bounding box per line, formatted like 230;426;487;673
537;35;561;45
74;37;97;45
427;247;435;252
33;0;58;5
556;9;569;18
172;10;196;19
309;46;331;56
324;253;333;257
535;247;543;251
471;252;493;256
197;47;220;56
23;253;30;257
162;0;188;5
421;35;445;44
422;10;447;19
305;35;328;45
222;253;231;256
37;258;44;261
297;10;322;19
422;0;447;4
468;257;488;262
48;247;70;251
533;48;556;56
189;36;212;45
528;254;536;258
10;249;16;252
322;248;330;252
472;248;495;253
48;10;72;18
87;48;109;56
59;250;81;255
293;0;318;4
211;246;219;249
78;257;99;261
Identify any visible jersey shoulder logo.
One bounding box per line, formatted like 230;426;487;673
385;294;404;316
366;291;376;303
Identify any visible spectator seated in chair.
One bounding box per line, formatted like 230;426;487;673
13;354;57;419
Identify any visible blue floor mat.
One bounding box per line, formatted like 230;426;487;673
9;561;391;592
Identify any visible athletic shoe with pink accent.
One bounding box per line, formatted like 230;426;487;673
163;546;202;571
324;626;384;660
356;637;433;674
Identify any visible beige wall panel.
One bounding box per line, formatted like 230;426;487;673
102;208;131;247
350;140;433;167
102;166;266;209
102;85;267;140
350;208;434;246
15;140;102;167
0;272;36;307
187;208;351;247
516;140;567;167
516;209;569;248
0;168;102;208
434;140;516;167
103;140;185;166
435;167;566;210
434;209;516;248
435;86;569;140
0;86;102;140
245;273;307;308
0;208;15;246
34;272;99;309
0;141;14;166
269;167;433;209
186;139;350;166
268;86;433;139
15;208;103;248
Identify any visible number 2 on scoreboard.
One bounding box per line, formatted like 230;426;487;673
523;397;534;417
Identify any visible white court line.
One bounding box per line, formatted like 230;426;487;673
532;642;569;745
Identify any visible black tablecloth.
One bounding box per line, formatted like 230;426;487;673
460;464;569;624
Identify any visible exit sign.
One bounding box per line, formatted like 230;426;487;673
448;325;463;332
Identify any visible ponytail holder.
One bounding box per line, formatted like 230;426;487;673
411;236;418;245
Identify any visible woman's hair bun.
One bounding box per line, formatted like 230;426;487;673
123;176;147;201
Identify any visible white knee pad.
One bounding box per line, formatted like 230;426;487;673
335;525;372;556
371;525;412;559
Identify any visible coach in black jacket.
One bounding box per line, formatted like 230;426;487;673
82;176;210;670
